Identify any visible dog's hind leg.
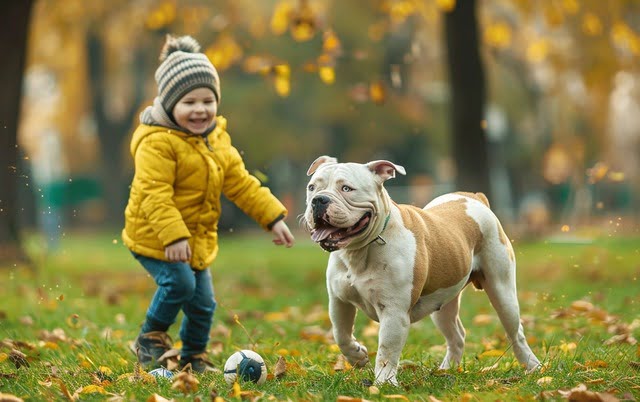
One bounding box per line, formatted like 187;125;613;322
477;250;540;372
430;293;465;369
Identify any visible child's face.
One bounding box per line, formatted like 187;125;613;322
173;87;217;135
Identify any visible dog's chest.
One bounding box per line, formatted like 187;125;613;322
328;241;415;321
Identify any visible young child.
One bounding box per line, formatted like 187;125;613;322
123;35;295;373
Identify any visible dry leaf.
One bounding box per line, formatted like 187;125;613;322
536;376;553;386
146;394;173;402
9;349;29;369
171;371;199;395
557;383;620;402
337;397;371;402
333;354;352;371
274;355;287;378
383;395;410;401
0;392;24;402
472;314;494;326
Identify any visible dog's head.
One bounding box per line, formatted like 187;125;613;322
303;156;406;251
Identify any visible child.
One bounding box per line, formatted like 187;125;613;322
122;35;295;373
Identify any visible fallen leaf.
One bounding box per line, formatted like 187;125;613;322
146;394;172;402
536;376;553;386
383;395;410;400
472;314;494;326
0;392;24;402
333;354;352;371
171;371;199;395
274;355;287;378
337;397;371;402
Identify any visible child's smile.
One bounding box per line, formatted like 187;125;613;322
173;87;218;135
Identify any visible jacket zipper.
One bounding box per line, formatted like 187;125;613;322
203;135;213;151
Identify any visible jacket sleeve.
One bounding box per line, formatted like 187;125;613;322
135;135;191;245
221;144;287;230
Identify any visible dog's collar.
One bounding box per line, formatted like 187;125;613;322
370;213;391;246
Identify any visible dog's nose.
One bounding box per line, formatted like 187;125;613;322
312;195;330;207
312;195;330;220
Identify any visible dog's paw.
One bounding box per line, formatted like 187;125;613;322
345;342;369;367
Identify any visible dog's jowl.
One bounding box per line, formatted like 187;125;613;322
304;155;540;385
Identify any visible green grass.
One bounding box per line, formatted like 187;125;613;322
1;230;639;401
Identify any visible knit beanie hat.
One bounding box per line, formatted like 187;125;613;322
155;35;221;114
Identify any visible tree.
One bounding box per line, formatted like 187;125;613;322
443;0;490;199
0;1;35;268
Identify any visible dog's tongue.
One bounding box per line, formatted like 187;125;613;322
311;226;341;242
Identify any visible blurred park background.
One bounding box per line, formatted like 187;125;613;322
2;0;640;263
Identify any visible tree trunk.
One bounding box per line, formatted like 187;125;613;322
0;1;35;268
444;0;491;199
87;31;148;226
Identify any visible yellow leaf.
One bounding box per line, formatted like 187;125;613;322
323;30;341;54
265;311;289;322
319;66;335;84
147;393;173;402
582;13;602;36
78;384;107;394
291;21;315;42
232;381;242;397
436;0;456;13
271;1;293;35
559;342;577;354
526;39;549;63
562;0;579;14
329;344;341;353
99;366;113;375
478;349;505;358
484;22;512;49
0;352;7;363
536;376;553;386
274;76;290;97
369;81;386;105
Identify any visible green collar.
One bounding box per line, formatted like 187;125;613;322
382;213;391;231
371;213;391;246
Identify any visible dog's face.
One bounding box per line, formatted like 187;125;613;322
304;156;405;251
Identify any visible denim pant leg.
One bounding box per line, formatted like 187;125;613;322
133;253;197;331
180;268;217;357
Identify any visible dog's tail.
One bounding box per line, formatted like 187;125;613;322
456;191;490;208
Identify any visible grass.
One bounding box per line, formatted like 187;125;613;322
0;228;639;401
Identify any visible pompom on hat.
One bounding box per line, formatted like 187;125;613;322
155;35;220;114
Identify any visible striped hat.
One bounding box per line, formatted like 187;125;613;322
155;35;220;114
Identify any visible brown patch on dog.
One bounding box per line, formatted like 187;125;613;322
397;198;484;306
497;220;515;262
455;191;490;208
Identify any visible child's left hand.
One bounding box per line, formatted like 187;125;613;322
271;220;295;248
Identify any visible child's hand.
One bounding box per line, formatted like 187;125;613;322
271;220;294;248
165;239;192;262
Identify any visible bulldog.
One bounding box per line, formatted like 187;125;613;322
304;156;540;385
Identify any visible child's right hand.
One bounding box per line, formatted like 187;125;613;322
165;239;192;262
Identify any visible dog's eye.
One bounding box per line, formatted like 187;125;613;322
341;185;354;192
307;184;315;192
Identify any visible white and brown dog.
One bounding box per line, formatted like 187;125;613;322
304;156;540;385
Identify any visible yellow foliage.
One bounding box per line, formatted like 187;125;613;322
145;1;176;31
562;0;579;14
77;384;107;394
319;66;335;84
526;39;550;63
436;0;456;13
271;1;293;35
484;22;512;49
205;35;243;72
369;81;386;105
582;13;603;36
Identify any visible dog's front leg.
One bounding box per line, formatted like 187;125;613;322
375;311;410;386
329;297;369;367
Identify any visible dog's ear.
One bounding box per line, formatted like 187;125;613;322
307;156;338;176
366;160;406;182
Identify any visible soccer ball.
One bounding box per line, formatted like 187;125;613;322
148;367;174;379
223;350;267;385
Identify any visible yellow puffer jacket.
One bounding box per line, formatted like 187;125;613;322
122;115;287;270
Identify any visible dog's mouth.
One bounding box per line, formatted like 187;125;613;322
310;212;372;251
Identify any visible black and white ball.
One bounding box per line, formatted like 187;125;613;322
223;350;267;385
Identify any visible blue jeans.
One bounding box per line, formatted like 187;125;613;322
133;253;217;357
